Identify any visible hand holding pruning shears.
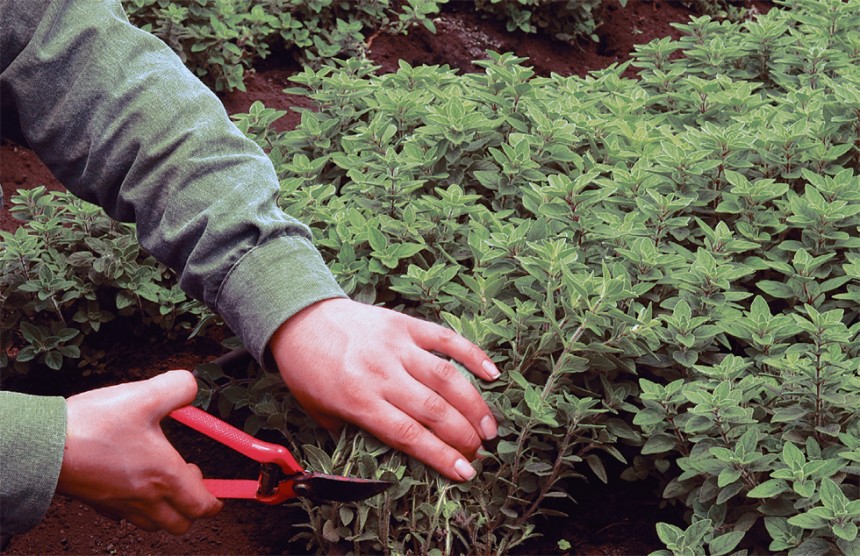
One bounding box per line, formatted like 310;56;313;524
58;371;223;534
58;369;391;534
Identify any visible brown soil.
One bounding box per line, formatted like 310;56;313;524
2;1;769;554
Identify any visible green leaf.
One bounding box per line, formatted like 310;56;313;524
367;227;387;252
792;537;834;556
685;519;712;545
794;479;816;498
642;434;676;455
833;522;858;542
116;290;136;310
772;405;810;423
524;385;543;414
392;242;425;259
819;478;848;511
497;440;519;455
15;346;37;363
509;371;531;390
672;350;698;367
633;408;665;426
684;415;714;434
43;350;63;370
747;479;789;498
782;442;806;468
303;444;332;473
836;536;860;556
55;327;80;342
718;468;742;488
655;522;684;546
586;454;608;484
709;531;745;556
19;321;43;344
788;511;828;530
322;519;341;543
236;401;260;426
757;281;795;299
717;481;744;505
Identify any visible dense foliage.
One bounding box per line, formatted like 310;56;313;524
474;0;611;42
122;0;445;91
207;0;859;553
0;188;212;374
121;0;634;92
3;0;859;554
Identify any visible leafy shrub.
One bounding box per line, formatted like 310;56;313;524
0;187;214;374
676;0;759;20
473;0;613;42
194;0;860;553
470;0;748;45
6;0;857;550
122;0;445;91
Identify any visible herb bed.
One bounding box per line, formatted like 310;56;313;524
1;2;693;552
10;2;856;553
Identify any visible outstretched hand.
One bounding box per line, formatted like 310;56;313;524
58;370;222;534
269;298;500;482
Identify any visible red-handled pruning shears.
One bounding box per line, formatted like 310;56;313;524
169;406;392;504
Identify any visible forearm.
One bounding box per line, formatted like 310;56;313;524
0;0;345;361
0;392;66;536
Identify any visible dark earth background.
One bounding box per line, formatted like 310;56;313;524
1;1;770;553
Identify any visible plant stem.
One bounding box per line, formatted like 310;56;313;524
497;302;599;531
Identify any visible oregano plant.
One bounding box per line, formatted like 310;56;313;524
193;0;860;552
6;0;858;553
122;0;446;91
1;187;215;374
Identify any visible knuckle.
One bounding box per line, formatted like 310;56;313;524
392;420;425;449
188;499;216;520
339;380;367;407
437;326;458;344
207;499;224;517
465;342;482;362
132;469;167;498
362;359;387;384
422;393;448;421
431;358;457;382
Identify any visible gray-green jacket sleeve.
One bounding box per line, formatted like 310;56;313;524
0;392;66;536
0;0;346;364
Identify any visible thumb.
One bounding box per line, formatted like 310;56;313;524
138;370;199;419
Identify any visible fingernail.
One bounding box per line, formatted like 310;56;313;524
482;360;500;379
480;415;497;441
454;458;476;481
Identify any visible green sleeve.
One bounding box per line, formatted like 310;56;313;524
0;392;66;536
0;0;346;363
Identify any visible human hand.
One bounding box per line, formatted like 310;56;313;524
269;298;500;482
57;370;222;534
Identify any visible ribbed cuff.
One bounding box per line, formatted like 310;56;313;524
215;235;346;364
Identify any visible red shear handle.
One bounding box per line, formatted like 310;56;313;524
169;406;303;474
201;479;260;500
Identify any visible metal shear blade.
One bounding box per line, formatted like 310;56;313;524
169;406;392;504
294;472;392;503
